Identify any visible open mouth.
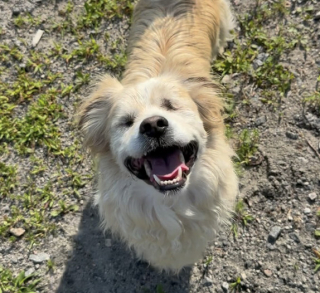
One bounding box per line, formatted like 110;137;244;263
125;141;198;192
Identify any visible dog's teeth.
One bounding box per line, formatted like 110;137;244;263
177;167;182;180
179;150;185;164
172;179;177;183
153;174;161;185
144;160;151;177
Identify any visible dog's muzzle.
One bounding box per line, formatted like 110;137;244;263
125;116;199;193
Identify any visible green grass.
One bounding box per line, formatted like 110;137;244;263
230;276;242;293
304;74;320;115
213;0;296;104
231;200;254;237
0;266;40;293
78;0;134;28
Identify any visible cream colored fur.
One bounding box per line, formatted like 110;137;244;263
78;0;238;272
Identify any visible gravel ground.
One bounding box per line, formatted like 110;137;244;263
0;0;320;293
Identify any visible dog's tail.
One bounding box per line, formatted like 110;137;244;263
212;0;235;57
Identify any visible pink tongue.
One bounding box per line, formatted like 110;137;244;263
146;149;189;180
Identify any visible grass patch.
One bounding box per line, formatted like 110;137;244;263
78;0;134;28
0;266;41;293
313;248;320;273
0;163;17;198
213;0;295;104
231;200;254;237
230;276;242;293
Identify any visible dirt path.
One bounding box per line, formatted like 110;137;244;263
0;0;319;292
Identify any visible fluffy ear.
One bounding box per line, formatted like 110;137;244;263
185;77;224;133
77;75;123;155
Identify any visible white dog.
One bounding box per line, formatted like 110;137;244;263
78;0;238;272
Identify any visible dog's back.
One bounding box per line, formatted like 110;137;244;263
123;0;234;85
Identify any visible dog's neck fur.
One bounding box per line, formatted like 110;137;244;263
122;0;222;85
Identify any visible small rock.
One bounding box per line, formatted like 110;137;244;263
289;232;301;243
31;29;44;48
268;226;282;244
9;227;25;237
221;75;231;84
12;7;22;16
105;239;112;247
221;282;229;293
257;52;269;62
241;272;247;280
25;268;35;277
29;252;50;263
314;11;320;21
253;59;263;69
202;276;213;286
264;269;272;277
308;192;317;201
286;131;298;140
304;208;311;214
255;115;267;126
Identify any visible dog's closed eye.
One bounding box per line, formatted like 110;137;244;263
162;99;177;111
120;114;135;128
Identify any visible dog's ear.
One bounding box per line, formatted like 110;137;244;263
185;77;224;133
77;75;123;155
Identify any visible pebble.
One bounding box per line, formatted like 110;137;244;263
304;208;311;214
221;282;229;293
314;11;320;21
25;267;35;277
255;115;267;126
253;59;263;69
221;75;231;84
263;269;272;277
202;276;213;286
31;29;44;48
29;252;50;263
268;226;282;244
308;192;317;201
286;131;298;140
105;239;112;247
289;232;301;243
9;227;25;237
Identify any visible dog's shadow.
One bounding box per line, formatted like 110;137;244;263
56;201;191;293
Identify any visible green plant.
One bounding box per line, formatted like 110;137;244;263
0;266;41;293
231;200;254;237
230;276;242;293
78;0;134;28
235;129;260;165
313;248;320;273
156;284;165;293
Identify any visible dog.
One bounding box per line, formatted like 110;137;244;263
77;0;238;272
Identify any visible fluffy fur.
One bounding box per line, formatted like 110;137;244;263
78;0;238;272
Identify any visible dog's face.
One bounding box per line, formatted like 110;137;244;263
78;75;222;194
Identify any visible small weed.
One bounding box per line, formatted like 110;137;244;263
231;200;254;237
78;0;134;28
0;266;41;293
230;276;242;293
304;75;320;115
46;259;55;273
13;13;42;28
312;248;320;273
156;284;165;293
0;163;17;198
51;200;79;217
213;0;295;103
235;129;260;166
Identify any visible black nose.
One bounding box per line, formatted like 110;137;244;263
139;116;169;137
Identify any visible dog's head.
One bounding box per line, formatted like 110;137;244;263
78;75;224;194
